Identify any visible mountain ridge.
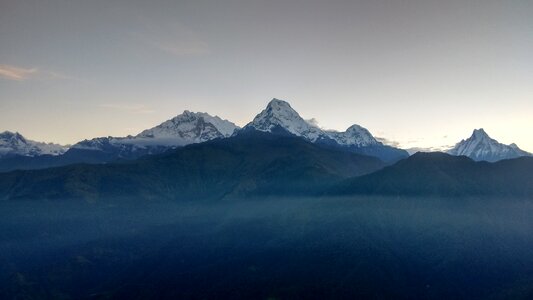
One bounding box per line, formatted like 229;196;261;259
0;132;386;201
2;100;530;173
0;131;68;158
241;99;408;162
330;152;533;197
0;111;239;172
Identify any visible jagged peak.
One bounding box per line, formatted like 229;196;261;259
448;128;531;162
245;99;385;148
0;131;67;157
0;131;24;139
267;98;292;108
173;110;207;120
471;128;489;139
262;98;300;118
139;110;239;138
247;98;309;126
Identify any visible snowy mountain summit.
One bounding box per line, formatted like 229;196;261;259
70;111;239;158
447;128;531;162
137;110;238;144
0;131;68;158
244;99;379;146
242;99;406;162
244;99;326;142
326;125;379;148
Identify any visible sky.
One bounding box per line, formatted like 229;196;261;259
0;0;532;151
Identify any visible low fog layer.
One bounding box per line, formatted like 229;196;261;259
1;197;533;298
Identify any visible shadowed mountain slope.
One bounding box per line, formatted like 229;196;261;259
0;132;385;201
331;152;533;197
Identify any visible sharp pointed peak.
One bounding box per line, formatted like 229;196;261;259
266;98;294;110
0;131;25;140
172;110;211;120
180;110;202;116
1;130;20;136
472;128;489;138
259;98;300;118
268;98;290;104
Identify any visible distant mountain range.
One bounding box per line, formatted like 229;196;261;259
0;111;239;172
0;99;530;173
0;97;532;201
241;99;408;162
1;133;531;201
0;99;408;172
0;132;386;201
66;110;239;160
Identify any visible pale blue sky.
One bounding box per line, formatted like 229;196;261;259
1;0;532;151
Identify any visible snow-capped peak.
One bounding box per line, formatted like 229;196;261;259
471;128;490;140
0;131;68;158
137;110;239;142
243;98;325;142
243;98;380;147
326;125;379;147
447;128;531;162
71;111;240;152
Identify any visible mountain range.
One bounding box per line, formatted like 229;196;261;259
0;99;530;174
1;131;531;201
0;99;409;172
0;132;386;201
241;99;408;162
0;96;532;201
66;110;239;160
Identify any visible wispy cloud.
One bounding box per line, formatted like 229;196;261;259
0;65;38;81
375;137;401;148
305;118;320;127
99;103;155;114
153;38;209;56
0;64;72;81
133;21;210;56
405;147;446;155
376;136;453;154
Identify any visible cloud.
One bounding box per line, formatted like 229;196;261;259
405;147;437;155
405;144;455;155
153;37;209;56
305;118;320;127
0;64;72;81
375;137;401;148
0;65;38;81
133;22;209;56
99;103;155;114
